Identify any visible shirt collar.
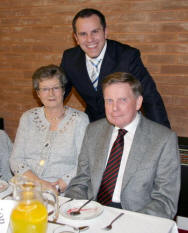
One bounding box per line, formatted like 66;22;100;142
114;112;141;135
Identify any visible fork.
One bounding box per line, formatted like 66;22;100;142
103;213;124;231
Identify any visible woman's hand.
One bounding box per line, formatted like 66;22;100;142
52;178;67;193
23;170;58;194
39;179;58;195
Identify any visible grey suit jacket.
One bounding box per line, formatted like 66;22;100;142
65;114;180;219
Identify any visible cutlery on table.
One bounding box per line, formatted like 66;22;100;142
48;198;74;219
58;198;74;211
48;210;54;216
103;212;124;231
70;198;93;216
63;198;74;204
48;220;89;231
1;192;13;199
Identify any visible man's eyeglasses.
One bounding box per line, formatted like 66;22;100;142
38;86;62;93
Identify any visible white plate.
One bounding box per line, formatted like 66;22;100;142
60;199;103;220
0;180;9;193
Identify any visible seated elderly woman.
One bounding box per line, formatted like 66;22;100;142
10;64;89;193
0;130;13;181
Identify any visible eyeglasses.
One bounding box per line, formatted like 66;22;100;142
38;86;62;93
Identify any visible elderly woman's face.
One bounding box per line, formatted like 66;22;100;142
37;76;63;109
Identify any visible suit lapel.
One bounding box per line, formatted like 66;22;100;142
74;50;97;94
92;122;114;196
97;40;118;93
99;41;116;77
121;116;149;190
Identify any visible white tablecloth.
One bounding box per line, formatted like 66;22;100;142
47;197;178;233
1;193;178;233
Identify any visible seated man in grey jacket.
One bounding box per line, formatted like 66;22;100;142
65;72;180;219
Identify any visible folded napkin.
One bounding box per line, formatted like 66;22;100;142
0;200;16;233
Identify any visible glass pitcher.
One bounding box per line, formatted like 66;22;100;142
10;176;58;233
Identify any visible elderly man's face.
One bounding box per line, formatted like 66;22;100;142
74;14;107;58
103;83;143;128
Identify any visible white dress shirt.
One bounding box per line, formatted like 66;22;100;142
86;41;107;79
106;112;141;202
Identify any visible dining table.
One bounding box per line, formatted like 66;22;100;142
0;181;178;233
48;198;178;233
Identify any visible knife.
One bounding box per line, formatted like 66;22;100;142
48;220;89;231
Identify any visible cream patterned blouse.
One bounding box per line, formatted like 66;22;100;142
10;106;89;184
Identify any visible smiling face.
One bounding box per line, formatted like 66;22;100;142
74;14;107;58
37;77;64;110
103;83;143;128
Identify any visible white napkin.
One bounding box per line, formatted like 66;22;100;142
0;200;17;233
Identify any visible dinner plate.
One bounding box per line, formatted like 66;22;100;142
0;180;9;193
60;199;103;220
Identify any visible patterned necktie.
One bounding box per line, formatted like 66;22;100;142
90;59;101;90
97;129;127;205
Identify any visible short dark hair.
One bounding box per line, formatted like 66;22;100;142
32;64;67;91
72;8;106;33
102;72;142;98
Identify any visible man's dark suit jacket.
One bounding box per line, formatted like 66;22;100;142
60;39;170;128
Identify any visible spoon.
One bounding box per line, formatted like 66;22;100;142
70;198;93;216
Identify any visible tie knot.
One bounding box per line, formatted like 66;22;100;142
90;59;101;68
118;129;127;137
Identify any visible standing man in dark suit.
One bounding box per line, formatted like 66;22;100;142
60;8;170;128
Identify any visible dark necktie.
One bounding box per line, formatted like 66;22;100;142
97;129;127;205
